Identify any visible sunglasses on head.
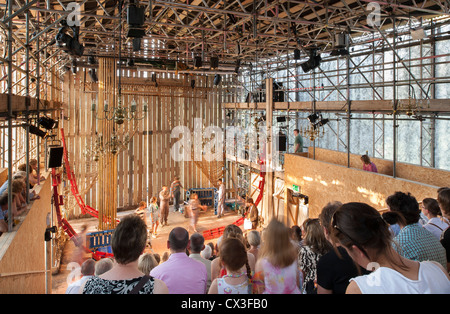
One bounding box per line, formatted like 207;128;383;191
332;211;370;259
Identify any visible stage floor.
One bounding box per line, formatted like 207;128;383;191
51;204;241;294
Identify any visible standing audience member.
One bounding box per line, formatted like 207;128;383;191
211;224;256;282
201;245;212;260
437;187;450;271
254;219;301;294
209;238;253;294
290;225;303;249
361;155;378;173
331;202;450;294
386;191;447;269
189;233;212;291
159;186;170;227
150;227;208;294
94;258;114;276
135;201;147;222
421;198;449;239
82;215;168;294
217;179;226;218
65;259;95;294
298;218;332;294
245;197;259;230
293;129;303;153
207;242;216;261
170;176;183;213
138;253;159;276
148;196;160;238
316;201;368;294
246;230;261;262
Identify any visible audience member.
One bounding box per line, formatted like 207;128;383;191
0;192;20;232
135;201;147;222
386;191;447;268
82;214;168;294
245;197;259;230
207;242;216;260
246;230;261;261
201;245;212;260
437;187;450;271
208;238;253;294
361;155;378;173
94;258;114;276
331;202;450;294
66;259;95;294
421;198;449;239
150;227;208;294
29;159;45;181
211;224;256;282
189;233;212;291
161;251;169;263
17;163;37;187
138;253;159;276
159;186;170;227
254;219;301;294
290;225;303;249
316;201;368;294
298;218;332;294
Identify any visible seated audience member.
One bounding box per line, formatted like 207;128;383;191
246;230;261;262
0;192;23;231
386;191;447;269
207;242;216;260
317;201;370;294
138;253;159;276
298;218;332;294
331;202;450;294
208;238;253;294
150;227;208;294
66;259;95;294
94;258;114;276
82;215;168;294
437;187;450;271
421;198;449;239
254;219;301;294
189;233;212;291
29;159;45;181
201;245;212;260
361;155;378;173
17;163;37;187
211;224;256;282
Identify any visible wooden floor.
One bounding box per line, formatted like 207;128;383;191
51;204;241;294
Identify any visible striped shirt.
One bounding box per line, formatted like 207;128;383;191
170;180;182;194
393;223;447;269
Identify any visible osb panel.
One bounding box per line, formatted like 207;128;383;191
0;173;52;294
308;147;449;188
284;154;439;221
0;168;7;186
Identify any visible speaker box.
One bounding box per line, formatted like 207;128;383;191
127;5;145;26
194;56;202;68
277;133;287;152
47;146;64;168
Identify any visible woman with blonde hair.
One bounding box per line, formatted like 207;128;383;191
210;224;256;282
254;219;301;294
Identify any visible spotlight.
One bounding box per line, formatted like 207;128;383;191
55;22;84;57
307;113;319;124
88;68;98;82
213;74;222;86
330;48;349;56
194;56;202;68
191;79;196;88
26;124;47;138
87;56;96;65
317;118;329;127
127;58;135;67
293;48;301;60
210;56;219;69
38;116;57;130
300;52;321;73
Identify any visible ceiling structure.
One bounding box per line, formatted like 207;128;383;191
1;0;449;76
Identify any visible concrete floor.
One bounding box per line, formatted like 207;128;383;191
51;204;241;294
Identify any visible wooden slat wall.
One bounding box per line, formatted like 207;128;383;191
63;69;226;218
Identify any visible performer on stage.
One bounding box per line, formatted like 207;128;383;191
217;179;225;218
188;193;207;232
245;197;259;230
170;176;183;212
159;186;170;226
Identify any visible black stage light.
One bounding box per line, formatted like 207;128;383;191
214;74;222;86
307;113;319;124
38;116;57;130
210;56;219;69
88;68;98;83
191;79;196;88
318;118;329;127
300;49;321;73
55;23;84;57
27;124;47;138
293;48;301;60
194;56;202;68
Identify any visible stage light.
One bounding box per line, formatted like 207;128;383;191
194;56;202;68
300;53;321;73
307;113;319;124
318;118;329;127
55;22;84;57
38;116;57;130
213;74;222;86
293;48;301;60
26;124;47;138
88;69;98;82
210;56;219;69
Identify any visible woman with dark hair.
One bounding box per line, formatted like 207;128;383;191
331;202;450;294
437;187;450;271
360;155;378;173
82;215;168;294
422;198;449;239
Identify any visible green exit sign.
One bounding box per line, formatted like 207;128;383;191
293;185;300;193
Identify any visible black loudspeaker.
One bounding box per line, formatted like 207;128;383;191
47;146;64;168
210;56;219;69
277;132;287;152
194;56;202;68
294;48;301;60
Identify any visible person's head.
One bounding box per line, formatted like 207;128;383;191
386;191;420;225
190;232;205;254
138;201;146;209
94;258;114;276
162;185;168;191
207;242;215;255
222;224;245;244
437;187;450;218
80;259;96;276
330;202;406;271
319;201;343;238
29;159;38;169
162;251;169;262
174;176;179;181
111;214;148;265
303;218;332;255
150;196;157;203
294;128;299;136
17;163;33;173
200;245;212;259
138;253;159;275
219;237;249;273
191;193;199;200
247;230;261;248
217;179;223;185
11;178;25;194
246;197;254;207
290;225;302;242
0;192;15;210
360;155;371;165
421;198;441;218
260;218;296;268
167;227;190;253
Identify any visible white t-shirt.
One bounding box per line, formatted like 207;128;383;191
351;261;450;294
423;217;449;239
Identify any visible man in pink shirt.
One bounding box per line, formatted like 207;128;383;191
150;227;208;294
